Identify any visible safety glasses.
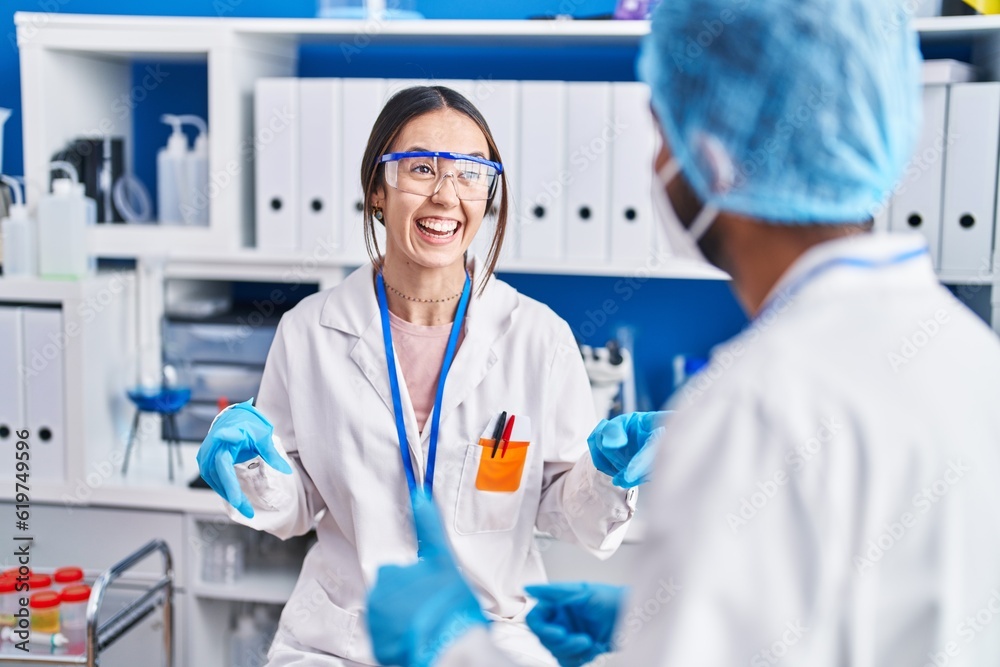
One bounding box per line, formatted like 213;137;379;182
378;151;503;201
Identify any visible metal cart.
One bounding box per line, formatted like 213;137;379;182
1;540;174;666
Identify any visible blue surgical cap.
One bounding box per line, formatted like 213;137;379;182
637;0;923;224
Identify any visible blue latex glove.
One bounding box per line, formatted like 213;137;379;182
525;582;625;667
367;491;488;667
586;411;668;488
196;399;292;518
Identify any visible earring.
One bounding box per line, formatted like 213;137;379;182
372;206;384;221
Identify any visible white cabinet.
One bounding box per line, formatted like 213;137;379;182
184;516;309;667
0;273;136;491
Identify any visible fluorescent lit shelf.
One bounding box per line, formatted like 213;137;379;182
19;13;1000;49
0;276;92;302
80;440;226;514
234;17;650;47
155;247;728;281
498;258;729;280
191;564;299;604
914;14;1000;40
16;13;649;46
937;271;995;285
88;224;231;259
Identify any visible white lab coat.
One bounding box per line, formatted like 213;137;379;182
224;260;636;666
442;233;1000;666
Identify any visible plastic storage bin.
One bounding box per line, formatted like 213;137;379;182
173;402;226;442
187;363;264;403
164;321;277;365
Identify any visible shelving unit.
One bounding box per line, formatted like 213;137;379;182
15;13;1000;291
12;12;719;281
9;11;1000;667
190;564;300;604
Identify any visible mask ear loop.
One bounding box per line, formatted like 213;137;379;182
688;204;719;242
656;159;683;185
657;159;718;241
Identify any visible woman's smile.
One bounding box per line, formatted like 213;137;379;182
415;216;462;244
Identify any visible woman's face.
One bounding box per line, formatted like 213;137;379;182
375;108;491;273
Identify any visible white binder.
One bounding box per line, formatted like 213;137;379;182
889;85;948;267
940;82;1000;275
299;79;342;256
254;78;300;252
0;306;24;482
341;78;387;265
22;307;65;483
610;82;657;263
518;80;567;261
469;79;520;266
564;82;612;263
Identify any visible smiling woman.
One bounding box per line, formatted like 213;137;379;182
197;84;643;667
361;86;509;307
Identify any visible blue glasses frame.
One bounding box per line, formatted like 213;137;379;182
377;151;504;175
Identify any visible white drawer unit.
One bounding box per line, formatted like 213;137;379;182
187;363;264;404
164;320;277;366
173;402;226;442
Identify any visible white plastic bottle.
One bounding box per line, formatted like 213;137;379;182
253;605;278;656
179;114;209;226
158;114;188;225
37;161;96;280
0;175;37;279
230;612;264;667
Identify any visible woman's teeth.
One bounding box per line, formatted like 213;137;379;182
417;219;458;237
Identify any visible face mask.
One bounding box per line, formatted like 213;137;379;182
652;158;719;264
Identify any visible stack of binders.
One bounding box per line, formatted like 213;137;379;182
888;60;999;277
0;306;65;484
253;77;662;268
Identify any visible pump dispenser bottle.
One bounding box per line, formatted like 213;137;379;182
178;114;209;226
37;161;95;280
0;175;37;278
158;114;188;225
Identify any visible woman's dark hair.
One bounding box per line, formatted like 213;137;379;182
360;86;509;293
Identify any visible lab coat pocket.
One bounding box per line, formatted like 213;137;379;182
475;438;529;492
454;442;530;535
287;582;360;658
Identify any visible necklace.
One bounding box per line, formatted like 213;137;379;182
382;276;464;303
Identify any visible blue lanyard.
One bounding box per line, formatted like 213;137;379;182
755;245;929;322
375;271;471;499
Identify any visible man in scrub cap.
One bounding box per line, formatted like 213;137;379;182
366;0;1000;664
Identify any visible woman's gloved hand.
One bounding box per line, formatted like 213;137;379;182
587;411;669;487
196;399;292;518
367;491;488;667
525;582;625;667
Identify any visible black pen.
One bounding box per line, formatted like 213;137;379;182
490;411;507;459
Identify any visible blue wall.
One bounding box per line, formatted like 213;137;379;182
0;0;748;409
